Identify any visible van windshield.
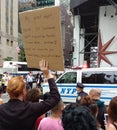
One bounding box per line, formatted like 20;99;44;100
57;72;77;83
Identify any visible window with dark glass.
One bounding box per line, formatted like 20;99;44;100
18;64;39;71
82;71;117;84
37;0;55;7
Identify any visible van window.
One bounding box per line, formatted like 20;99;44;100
57;72;77;83
82;71;117;84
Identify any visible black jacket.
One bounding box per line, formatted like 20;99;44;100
0;78;60;130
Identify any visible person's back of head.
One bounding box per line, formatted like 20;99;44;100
80;95;93;107
6;76;26;99
25;88;41;102
108;96;117;122
80;95;98;117
62;103;98;130
39;92;51;101
89;89;106;130
51;100;64;116
51;100;64;118
89;88;102;100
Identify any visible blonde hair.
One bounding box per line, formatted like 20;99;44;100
89;88;102;100
51;100;64;113
6;76;26;99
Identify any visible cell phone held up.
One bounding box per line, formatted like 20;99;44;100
104;113;108;124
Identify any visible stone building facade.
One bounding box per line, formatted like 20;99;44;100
0;0;18;65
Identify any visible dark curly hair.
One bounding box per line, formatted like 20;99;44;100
62;103;98;130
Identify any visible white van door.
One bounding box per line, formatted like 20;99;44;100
55;70;80;103
81;68;117;105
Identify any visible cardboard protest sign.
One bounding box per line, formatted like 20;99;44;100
19;6;64;71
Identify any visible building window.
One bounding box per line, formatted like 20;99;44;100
6;39;9;46
11;41;13;46
10;0;13;35
0;37;1;44
6;0;9;33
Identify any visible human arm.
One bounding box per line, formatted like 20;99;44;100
30;59;60;115
39;59;53;79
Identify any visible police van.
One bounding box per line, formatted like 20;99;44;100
42;67;117;105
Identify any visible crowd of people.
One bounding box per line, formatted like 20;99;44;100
0;69;45;93
0;59;117;130
0;59;60;130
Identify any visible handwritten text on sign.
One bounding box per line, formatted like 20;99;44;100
19;6;64;71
